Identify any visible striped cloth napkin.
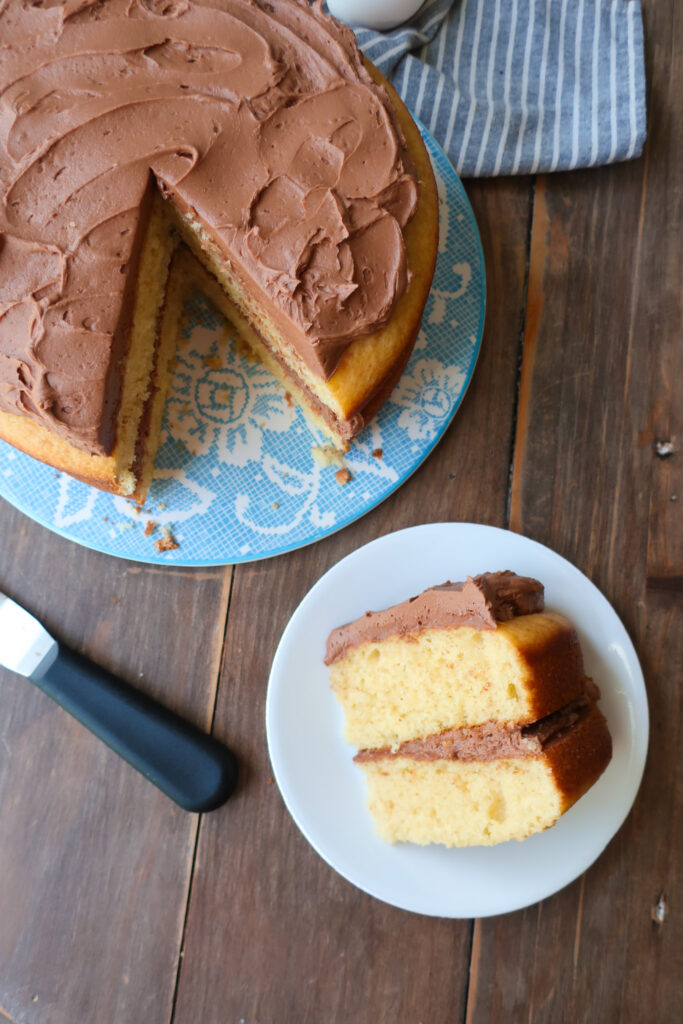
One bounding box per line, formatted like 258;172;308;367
352;0;647;177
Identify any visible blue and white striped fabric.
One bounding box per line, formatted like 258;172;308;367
353;0;646;176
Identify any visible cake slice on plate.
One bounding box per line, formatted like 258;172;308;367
326;572;612;847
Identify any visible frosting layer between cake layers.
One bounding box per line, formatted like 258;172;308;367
0;0;419;456
354;688;601;763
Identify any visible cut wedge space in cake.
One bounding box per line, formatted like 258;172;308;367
325;572;613;847
0;0;438;501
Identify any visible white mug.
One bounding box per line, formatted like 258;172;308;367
327;0;426;32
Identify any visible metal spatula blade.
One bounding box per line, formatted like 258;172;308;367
0;592;58;680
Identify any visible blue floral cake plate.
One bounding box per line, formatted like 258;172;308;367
0;127;485;566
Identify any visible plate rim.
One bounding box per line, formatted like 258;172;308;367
265;522;649;918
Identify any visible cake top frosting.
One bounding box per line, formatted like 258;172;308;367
324;571;546;664
0;0;419;455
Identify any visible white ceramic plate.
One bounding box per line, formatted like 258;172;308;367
266;523;649;918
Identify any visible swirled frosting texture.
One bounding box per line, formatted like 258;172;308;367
325;572;546;664
0;0;419;454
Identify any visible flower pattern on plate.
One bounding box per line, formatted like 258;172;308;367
392;360;468;441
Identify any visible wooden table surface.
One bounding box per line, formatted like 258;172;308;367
1;5;680;1023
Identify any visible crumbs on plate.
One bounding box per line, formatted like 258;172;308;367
154;527;179;553
311;443;346;469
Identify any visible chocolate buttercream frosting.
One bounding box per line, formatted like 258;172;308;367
0;0;419;454
354;689;598;764
325;571;545;664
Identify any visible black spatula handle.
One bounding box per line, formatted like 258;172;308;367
35;645;238;812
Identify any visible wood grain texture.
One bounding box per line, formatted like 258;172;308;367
170;178;533;1024
467;2;682;1022
1;0;680;1017
0;502;231;1024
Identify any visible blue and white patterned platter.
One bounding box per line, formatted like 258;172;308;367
0;127;485;566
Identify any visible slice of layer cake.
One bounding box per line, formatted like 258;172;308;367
325;572;612;847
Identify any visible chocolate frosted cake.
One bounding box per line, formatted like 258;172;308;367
0;0;438;498
326;572;612;847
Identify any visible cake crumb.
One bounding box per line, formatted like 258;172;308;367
203;355;222;370
285;392;294;407
372;447;383;459
311;444;345;469
335;468;352;486
144;520;158;537
155;529;179;553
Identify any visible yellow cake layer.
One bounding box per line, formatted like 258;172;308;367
330;612;586;751
113;192;176;495
131;244;191;502
361;757;566;846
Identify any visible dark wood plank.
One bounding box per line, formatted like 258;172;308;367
171;177;533;1024
466;1;682;1020
0;503;231;1024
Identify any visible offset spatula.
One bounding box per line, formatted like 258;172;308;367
0;591;238;812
